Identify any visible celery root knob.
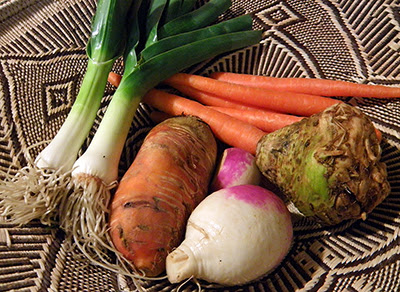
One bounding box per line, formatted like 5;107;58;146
256;102;390;225
166;242;197;284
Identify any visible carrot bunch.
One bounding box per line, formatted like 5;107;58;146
143;88;266;154
109;71;397;145
163;73;342;116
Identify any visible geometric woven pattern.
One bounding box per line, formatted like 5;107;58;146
0;50;87;165
42;75;77;123
1;0;400;291
255;1;302;27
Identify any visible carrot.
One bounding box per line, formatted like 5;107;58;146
172;84;268;111
149;111;172;123
164;73;342;116
108;71;122;87
210;72;400;98
143;89;266;154
109;116;217;277
208;106;303;133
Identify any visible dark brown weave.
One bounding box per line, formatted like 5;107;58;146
1;0;400;291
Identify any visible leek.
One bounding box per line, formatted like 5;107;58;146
59;0;262;277
158;0;231;38
0;0;134;225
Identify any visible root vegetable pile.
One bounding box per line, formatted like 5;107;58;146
107;69;393;286
0;0;397;288
142;89;390;225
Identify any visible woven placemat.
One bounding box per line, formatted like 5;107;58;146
1;0;400;291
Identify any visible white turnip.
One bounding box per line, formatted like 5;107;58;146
166;184;293;286
210;147;261;192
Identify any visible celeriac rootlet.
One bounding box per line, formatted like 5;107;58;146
58;0;262;274
0;0;134;226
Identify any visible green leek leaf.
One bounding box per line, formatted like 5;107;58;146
141;14;253;61
163;0;197;23
122;0;143;74
87;0;135;62
144;0;168;47
158;0;231;38
119;30;262;97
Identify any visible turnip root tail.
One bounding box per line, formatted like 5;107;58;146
166;243;197;284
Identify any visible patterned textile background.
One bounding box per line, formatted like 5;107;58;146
1;0;400;291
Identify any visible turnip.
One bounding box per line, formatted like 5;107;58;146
210;147;261;192
166;184;293;286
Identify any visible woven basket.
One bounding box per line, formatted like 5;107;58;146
1;0;400;291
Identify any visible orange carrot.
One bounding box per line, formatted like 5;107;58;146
172;84;268;111
210;72;400;98
164;73;341;116
108;71;122;87
109;116;217;277
143;89;266;154
149;111;172;123
208;106;303;133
